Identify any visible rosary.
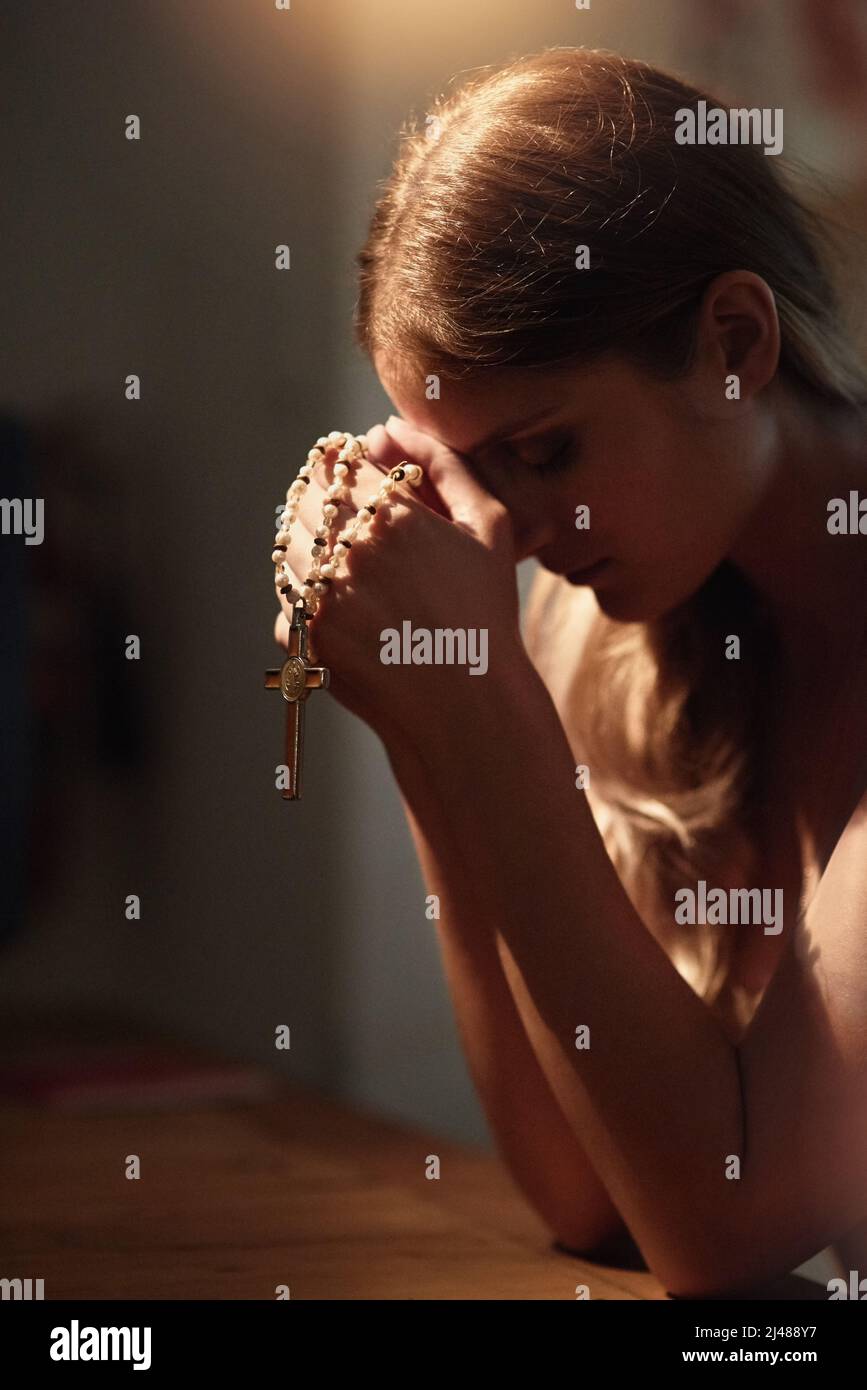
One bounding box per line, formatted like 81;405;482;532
264;429;423;799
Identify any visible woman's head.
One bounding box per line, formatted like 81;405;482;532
357;47;866;619
354;46;867;1024
374;295;781;624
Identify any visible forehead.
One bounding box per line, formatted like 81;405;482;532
373;350;592;454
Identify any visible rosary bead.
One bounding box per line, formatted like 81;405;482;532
268;431;423;646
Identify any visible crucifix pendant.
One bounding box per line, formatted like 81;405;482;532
264;604;330;800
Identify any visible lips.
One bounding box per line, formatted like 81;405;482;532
565;558;610;584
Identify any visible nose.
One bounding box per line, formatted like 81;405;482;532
511;510;557;563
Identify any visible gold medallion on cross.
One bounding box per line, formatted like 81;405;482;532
264;604;330;800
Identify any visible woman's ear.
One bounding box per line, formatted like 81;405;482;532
694;270;781;403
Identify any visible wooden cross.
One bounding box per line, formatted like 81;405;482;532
264;604;330;800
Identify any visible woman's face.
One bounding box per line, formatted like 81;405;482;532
375;350;777;623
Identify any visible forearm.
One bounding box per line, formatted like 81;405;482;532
385;736;630;1255
388;651;746;1296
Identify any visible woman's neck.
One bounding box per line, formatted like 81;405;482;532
728;389;867;675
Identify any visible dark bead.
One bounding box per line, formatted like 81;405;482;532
273;544;287;551
313;537;326;546
341;540;352;548
366;504;377;514
391;468;405;480
280;585;293;595
300;476;311;484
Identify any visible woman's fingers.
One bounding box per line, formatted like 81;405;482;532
274;608;290;647
365;422;409;470
270;420;436;648
383;414;509;540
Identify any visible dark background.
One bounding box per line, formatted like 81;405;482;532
2;0;866;1285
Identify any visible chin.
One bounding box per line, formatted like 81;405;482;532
592;581;684;625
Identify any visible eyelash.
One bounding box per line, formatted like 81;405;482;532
532;438;576;474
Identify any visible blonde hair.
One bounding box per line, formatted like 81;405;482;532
354;47;867;1027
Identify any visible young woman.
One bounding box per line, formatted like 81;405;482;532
274;48;867;1297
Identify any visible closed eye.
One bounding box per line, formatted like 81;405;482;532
531;436;577;474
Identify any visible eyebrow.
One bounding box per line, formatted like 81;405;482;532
460;405;556;454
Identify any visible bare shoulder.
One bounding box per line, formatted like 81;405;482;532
522;567;601;709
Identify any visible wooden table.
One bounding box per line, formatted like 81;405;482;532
0;1022;822;1300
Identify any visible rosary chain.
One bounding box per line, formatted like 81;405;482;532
270;429;422;616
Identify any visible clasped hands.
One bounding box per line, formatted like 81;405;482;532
273;415;523;746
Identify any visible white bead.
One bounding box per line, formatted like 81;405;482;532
323;504;337;518
313;582;328;594
334;462;349;477
334;542;347;556
320;562;335;578
327;430;343;443
314;525;328;538
275;531;290;545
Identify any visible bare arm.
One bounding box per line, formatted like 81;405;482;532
386;736;640;1262
382;643;867;1298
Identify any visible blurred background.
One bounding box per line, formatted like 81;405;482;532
2;0;866;1288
